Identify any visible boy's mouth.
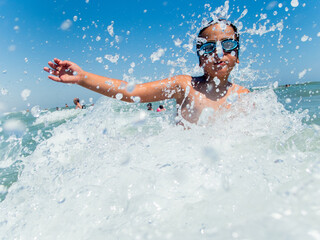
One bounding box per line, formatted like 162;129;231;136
214;61;227;66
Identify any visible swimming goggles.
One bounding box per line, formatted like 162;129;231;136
197;39;239;55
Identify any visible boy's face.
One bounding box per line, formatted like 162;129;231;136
198;23;239;82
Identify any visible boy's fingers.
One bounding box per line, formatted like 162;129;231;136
43;67;50;72
48;61;58;70
60;60;71;66
48;76;61;82
51;59;70;69
44;67;59;76
54;58;64;66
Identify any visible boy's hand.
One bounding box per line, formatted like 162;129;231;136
44;58;85;84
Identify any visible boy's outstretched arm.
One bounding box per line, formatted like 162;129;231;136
44;58;187;103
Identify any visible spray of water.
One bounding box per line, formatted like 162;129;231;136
1;1;320;239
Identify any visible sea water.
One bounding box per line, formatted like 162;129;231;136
0;82;320;239
1;0;320;238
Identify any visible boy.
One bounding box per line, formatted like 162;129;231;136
44;19;249;124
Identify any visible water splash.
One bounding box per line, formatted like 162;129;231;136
0;91;319;239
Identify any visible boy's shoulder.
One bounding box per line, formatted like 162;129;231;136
231;83;250;94
171;74;193;81
166;75;193;87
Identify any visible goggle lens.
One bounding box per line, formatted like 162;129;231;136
199;39;239;55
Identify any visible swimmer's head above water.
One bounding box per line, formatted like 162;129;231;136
45;17;249;125
73;98;80;105
147;103;153;110
196;19;240;52
196;19;240;83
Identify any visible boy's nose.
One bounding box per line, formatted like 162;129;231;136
216;41;224;59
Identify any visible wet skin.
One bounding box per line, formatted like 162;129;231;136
44;23;249;124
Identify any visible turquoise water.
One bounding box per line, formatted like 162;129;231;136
274;82;320;125
0;82;320;239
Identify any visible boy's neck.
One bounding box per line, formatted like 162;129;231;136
203;74;231;92
194;75;232;101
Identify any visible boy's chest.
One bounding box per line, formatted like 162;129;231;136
177;90;231;123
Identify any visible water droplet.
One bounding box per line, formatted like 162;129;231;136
31;105;41;118
213;77;220;86
216;42;223;59
126;82;136;92
132;96;141;103
301;35;309;42
116;93;123;100
227;93;238;104
198;108;214;126
273;81;279;88
21;89;31;101
291;0;299;7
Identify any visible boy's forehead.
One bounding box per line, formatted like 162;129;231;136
200;24;235;40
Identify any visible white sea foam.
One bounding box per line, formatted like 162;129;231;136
32;108;83;126
3;119;25;136
1;91;319;239
1;1;319;238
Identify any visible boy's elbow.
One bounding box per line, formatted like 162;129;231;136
121;97;135;103
118;93;138;103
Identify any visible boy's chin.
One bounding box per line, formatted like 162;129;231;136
208;67;229;76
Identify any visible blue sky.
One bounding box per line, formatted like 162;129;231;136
0;0;319;112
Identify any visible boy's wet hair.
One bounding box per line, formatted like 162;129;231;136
196;19;240;59
197;19;239;41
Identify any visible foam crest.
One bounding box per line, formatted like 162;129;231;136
32;108;85;126
1;91;319;239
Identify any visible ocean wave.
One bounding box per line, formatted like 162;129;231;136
1;90;320;239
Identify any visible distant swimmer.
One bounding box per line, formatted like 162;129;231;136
73;98;84;109
45;19;250;125
285;84;291;87
147;103;153;111
157;105;166;112
65;103;69;108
